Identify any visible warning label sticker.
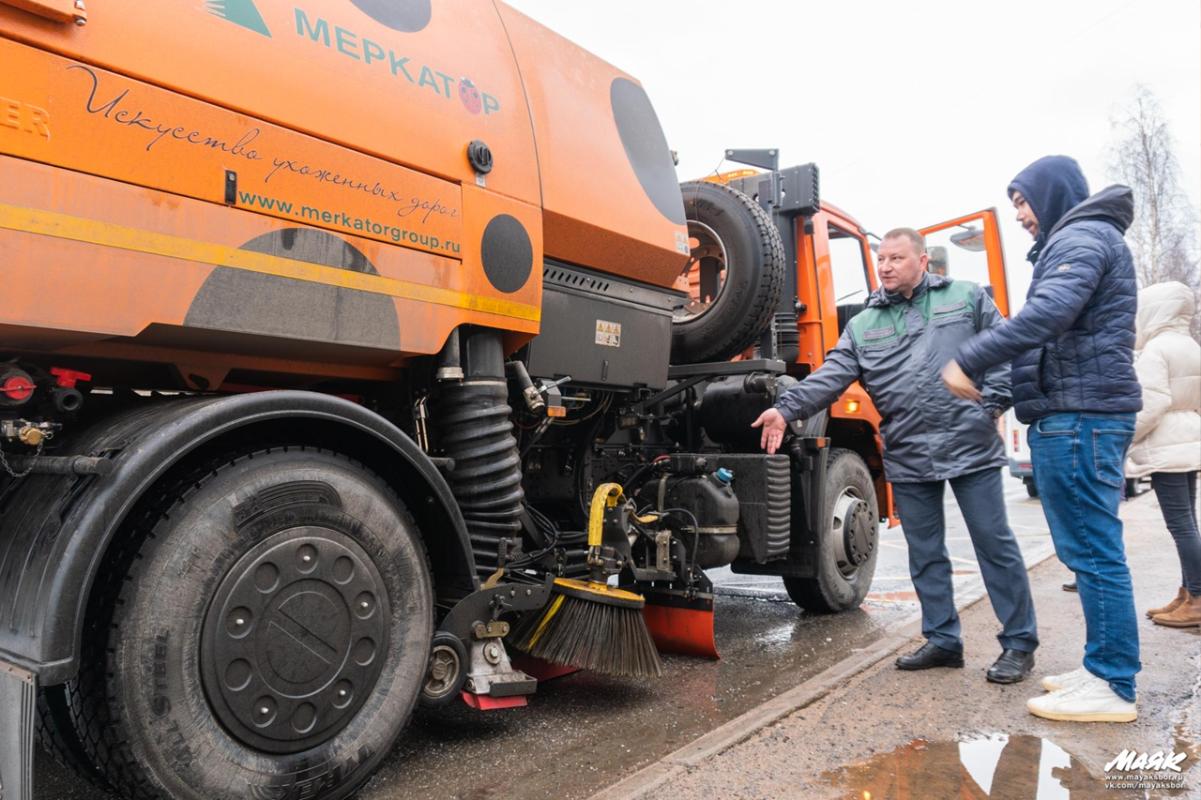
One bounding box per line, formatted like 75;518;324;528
595;320;622;347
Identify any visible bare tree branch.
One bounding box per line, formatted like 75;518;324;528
1109;86;1201;341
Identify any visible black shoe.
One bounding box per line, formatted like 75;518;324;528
986;648;1035;684
1063;581;1078;592
896;642;964;671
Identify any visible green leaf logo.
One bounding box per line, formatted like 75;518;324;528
205;0;271;37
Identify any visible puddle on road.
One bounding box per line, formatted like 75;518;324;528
821;733;1196;799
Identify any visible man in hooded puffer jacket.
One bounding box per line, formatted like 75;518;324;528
1125;281;1201;628
942;155;1142;723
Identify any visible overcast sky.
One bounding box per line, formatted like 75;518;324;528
506;0;1200;303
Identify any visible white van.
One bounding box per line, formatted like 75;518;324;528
1003;410;1037;497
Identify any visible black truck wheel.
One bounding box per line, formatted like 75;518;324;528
784;449;878;613
68;447;432;800
671;181;785;364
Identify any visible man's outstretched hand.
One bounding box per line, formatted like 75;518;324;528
751;407;789;454
941;359;982;402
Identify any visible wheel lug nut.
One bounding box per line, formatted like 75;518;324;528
259;706;269;715
338;689;348;697
302;554;312;563
235;618;245;626
360;601;370;609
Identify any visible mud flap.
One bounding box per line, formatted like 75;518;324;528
643;590;718;659
0;662;35;800
460;691;527;711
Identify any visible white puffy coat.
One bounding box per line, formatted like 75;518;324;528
1126;281;1201;478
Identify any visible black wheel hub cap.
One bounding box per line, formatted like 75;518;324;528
201;527;390;753
843;500;877;568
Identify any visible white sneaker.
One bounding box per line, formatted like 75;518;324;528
1040;666;1090;692
1027;674;1137;723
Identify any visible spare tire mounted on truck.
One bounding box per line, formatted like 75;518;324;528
671;181;786;364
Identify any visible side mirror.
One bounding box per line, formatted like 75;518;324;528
950;226;986;252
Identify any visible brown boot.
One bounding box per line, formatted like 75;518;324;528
1146;587;1187;619
1152;593;1201;628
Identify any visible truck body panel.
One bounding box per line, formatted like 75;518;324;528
0;0;687;307
496;4;688;285
0;0;541;202
1;154;542;382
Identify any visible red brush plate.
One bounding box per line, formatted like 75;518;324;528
642;603;719;659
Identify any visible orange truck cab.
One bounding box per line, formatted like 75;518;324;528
0;4;1008;799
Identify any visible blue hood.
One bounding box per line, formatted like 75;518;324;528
1008;155;1090;254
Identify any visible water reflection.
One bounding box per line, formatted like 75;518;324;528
821;733;1192;799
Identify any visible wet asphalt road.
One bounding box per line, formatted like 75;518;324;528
635;489;1199;800
361;593;910;800
34;477;1052;800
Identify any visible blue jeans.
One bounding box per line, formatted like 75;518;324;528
892;468;1038;655
1029;412;1139;701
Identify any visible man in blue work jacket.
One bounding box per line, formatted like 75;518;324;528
754;227;1038;684
943;156;1142;723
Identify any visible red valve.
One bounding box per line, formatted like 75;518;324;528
2;375;34;402
50;367;92;389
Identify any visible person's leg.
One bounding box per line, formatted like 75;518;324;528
1147;471;1201;627
1151;472;1201;595
1029;413;1139;702
892;480;960;652
950;468;1038;653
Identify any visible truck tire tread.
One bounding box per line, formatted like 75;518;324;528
35;682;112;792
783;448;878;614
67;444;429;800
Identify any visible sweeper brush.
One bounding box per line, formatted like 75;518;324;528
513;483;663;678
514;577;663;678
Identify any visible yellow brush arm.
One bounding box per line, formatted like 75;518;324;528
587;482;625;549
